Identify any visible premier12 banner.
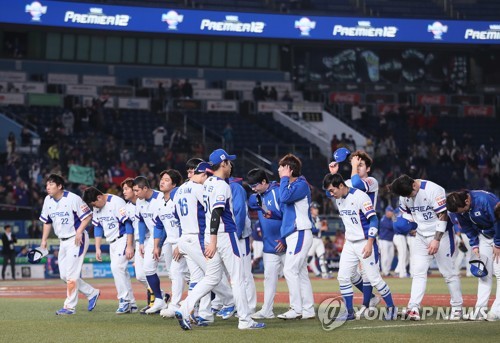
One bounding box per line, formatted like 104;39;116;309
3;0;500;44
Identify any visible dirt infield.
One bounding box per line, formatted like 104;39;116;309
0;277;487;307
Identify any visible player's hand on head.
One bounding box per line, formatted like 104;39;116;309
280;165;292;178
351;156;361;168
328;162;339;174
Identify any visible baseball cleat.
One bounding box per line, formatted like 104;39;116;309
369;295;381;308
88;290;100;311
160;306;177;318
486;311;500;321
116;299;131;314
139;305;150;315
251;311;275;319
218;305;236;320
190;313;212;327
175;311;192;330
56;308;75;315
277;309;302;320
321;273;333;279
210;307;222;315
301;314;316;320
406;308;421;321
146;298;168;314
240;322;266;330
383;307;398;321
130;304;139;313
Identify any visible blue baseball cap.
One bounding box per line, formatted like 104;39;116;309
27;247;49;264
194;161;213;174
385;206;394;212
469;257;488;278
209;149;236;165
332;147;351;163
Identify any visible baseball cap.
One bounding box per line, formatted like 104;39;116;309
469;257;488;277
332;147;351;163
385;206;394;212
194;161;213;174
310;201;320;209
209;148;236;165
27;247;49;264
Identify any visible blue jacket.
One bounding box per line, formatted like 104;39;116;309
279;176;313;239
229;177;250;239
452;190;499;248
379;215;394;241
248;181;284;253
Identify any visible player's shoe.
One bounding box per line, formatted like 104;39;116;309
56;308;75;315
175;311;192;331
321;273;332;279
88;289;100;312
116;299;131;314
251;310;275;319
139;305;150;315
463;307;487;321
146;298;168;314
277;309;302;320
160;306;177;318
406;308;421;321
369;295;381;308
301;313;316;320
190;313;213;327
444;308;462;321
239;322;266;330
218;305;236;320
211;307;222;315
355;306;368;319
130;304;139;313
383;307;398;321
486;311;500;322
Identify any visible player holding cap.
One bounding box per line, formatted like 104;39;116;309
447;190;500;321
82;187;137;314
389;174;463;321
323;173;397;321
39;174;100;315
175;149;264;330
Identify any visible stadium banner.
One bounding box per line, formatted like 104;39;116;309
82;75;116;86
101;85;134;97
0;264;45;280
5;1;500;44
257;101;289;112
262;82;292;93
141;77;171;88
173;99;202;110
83;96;115;108
68;164;95;185
329;92;361;104
0;93;25;105
189;79;206;89
118;97;150;110
463;105;495;117
66;84;98;96
0;71;27;82
207;100;238;112
292;102;322;112
47;73;78;85
193;89;223;100
90;262;136;279
416;94;447;105
28;93;63;106
480;85;500;93
226;80;255;91
12;82;46;94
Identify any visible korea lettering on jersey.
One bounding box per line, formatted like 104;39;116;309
125;201;140;241
203;176;237;234
92;195;128;242
174;180;206;237
398;180;447;237
279;176;313;238
154;192;182;244
136;190;164;233
336;188;376;242
39;191;92;238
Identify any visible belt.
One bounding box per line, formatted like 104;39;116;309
109;234;124;244
60;235;76;241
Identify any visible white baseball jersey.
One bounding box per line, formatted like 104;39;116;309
398;180;447;237
39;191;92;239
174;180;206;235
155;196;181;244
136;190;164;231
335;188;376;242
125;201;140;241
91;194;128;242
346;176;379;209
203;176;237;234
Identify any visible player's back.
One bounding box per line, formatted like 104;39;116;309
203;176;236;234
175;180;206;236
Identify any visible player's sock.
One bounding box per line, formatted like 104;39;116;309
340;284;354;312
352;274;363;293
362;283;373;307
146;274;162;299
318;255;327;274
377;283;394;308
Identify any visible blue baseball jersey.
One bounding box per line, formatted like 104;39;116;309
378;215;394;241
229;177;251;239
279;176;313;239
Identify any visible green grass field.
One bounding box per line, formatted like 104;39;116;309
0;276;497;343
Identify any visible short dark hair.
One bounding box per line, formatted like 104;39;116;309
159;169;183;187
495;202;500;220
120;177;134;189
46;174;65;189
82;186;103;205
247;168;269;185
4;225;11;231
446;191;469;213
278;153;302;177
210;160;227;172
322;173;347;189
351;150;373;169
133;176;150;189
186;158;204;171
388;174;414;197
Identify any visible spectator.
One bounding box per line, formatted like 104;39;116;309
20;126;32;147
222;123;234;152
2;225;17;280
152;125;167;148
281;89;293;102
182;79;193;99
269;87;278;101
170;79;181;99
6;132;16;159
17;245;28;258
62;108;75;136
351;102;365;127
252;82;264;102
330;134;339;155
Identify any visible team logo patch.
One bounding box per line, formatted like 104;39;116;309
362;201;373;212
216;195;225;202
81;204;90;213
435;195;446;207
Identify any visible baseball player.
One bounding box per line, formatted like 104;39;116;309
307;202;330;279
175;149;265;330
389;174;463;321
447;190;500;321
323;173;397;321
329;148;380;316
379;206;395;277
247;168;286;319
229;164;257;314
121;178;154;313
133;176;169;314
39;174;100;315
276;154;315;320
82;187;137;314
